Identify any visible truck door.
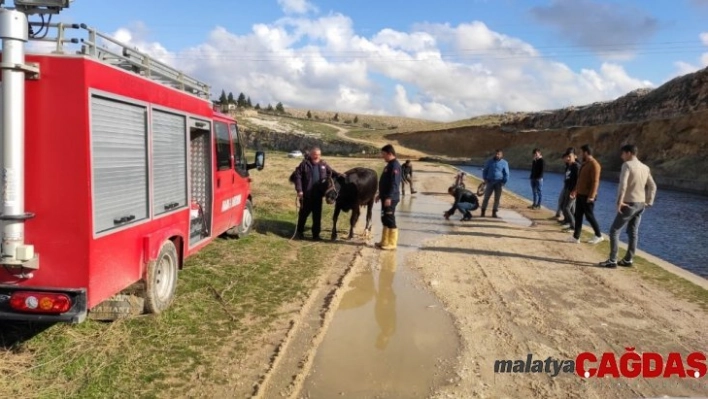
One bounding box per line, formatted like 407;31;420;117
213;121;235;235
230;123;249;226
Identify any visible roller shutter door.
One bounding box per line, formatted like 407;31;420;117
90;95;148;234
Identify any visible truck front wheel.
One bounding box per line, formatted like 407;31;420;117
144;240;179;314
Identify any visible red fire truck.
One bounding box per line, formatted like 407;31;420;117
0;1;265;323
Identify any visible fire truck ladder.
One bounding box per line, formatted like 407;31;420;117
28;21;211;99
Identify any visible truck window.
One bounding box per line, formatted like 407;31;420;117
214;121;232;171
230;123;246;170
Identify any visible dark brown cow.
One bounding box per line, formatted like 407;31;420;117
324;167;378;240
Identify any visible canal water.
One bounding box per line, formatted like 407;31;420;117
460;166;708;278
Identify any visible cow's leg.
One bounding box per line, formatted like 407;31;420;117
331;206;341;241
364;199;374;238
349;207;360;240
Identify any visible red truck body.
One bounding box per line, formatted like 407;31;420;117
0;52;261;323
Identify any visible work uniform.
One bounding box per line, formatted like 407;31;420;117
293;159;341;239
376;158;402;249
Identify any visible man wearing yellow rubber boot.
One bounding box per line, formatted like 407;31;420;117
375;144;402;250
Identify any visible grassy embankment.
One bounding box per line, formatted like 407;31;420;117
0;152;376;399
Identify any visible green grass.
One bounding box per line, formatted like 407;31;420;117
592;240;708;311
0;153;372;399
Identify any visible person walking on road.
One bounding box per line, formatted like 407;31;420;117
529;148;545;209
599;144;657;268
444;185;479;221
560;148;581;232
480;149;509;218
375;144;402;250
567;144;604;244
401;160;417;195
293;147;344;241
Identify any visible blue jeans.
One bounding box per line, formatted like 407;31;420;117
609;203;645;262
531;178;543;207
453;201;478;216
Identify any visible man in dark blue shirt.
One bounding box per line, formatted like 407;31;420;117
375;144;402;250
529;148;545;209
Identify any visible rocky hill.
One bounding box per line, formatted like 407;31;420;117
502;66;708;130
388;66;708;194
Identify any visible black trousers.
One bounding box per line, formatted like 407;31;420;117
381;200;399;229
573;195;602;239
297;194;323;238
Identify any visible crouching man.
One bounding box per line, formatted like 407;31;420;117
444;185;479;221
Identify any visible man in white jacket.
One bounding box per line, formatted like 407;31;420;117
599;144;657;268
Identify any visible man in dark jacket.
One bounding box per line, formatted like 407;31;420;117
401;160;417;195
529;148;544;209
444;185;479;221
560;148;580;231
293;147;344;240
375;144;402;250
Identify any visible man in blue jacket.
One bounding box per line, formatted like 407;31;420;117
480;149;510;218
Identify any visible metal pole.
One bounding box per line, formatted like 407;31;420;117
0;8;28;260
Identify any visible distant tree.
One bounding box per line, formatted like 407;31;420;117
227;92;235;104
254;103;261;110
353;116;358;123
237;92;246;107
275;102;285;113
246;96;252;108
266;103;274;112
219;90;227;104
333;113;339;121
306;110;312;119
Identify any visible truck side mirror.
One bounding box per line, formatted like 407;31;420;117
248;151;265;171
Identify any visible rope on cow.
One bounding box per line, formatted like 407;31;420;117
290;195;301;241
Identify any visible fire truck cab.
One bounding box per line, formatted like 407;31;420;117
0;5;264;323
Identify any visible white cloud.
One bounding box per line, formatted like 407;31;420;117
670;32;708;78
25;12;659;122
277;0;318;15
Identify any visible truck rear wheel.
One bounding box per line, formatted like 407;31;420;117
144;240;179;314
228;199;254;238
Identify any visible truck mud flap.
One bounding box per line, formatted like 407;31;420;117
0;285;87;324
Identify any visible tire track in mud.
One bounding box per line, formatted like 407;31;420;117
250;238;374;399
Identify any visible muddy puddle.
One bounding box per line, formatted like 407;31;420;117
300;195;461;398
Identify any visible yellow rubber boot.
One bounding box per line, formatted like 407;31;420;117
376;227;390;248
381;228;398;250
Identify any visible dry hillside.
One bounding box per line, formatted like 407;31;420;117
385;66;708;194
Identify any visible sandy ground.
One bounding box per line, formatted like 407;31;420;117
410;164;708;398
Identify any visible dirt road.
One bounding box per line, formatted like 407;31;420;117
414;164;708;398
254;162;707;399
326;122;429;158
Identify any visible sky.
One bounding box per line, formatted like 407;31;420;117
17;0;708;122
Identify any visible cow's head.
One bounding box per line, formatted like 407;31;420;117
324;175;343;205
